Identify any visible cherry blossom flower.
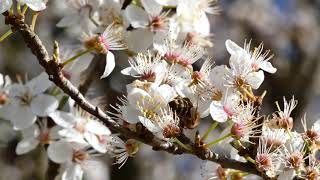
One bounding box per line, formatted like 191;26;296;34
83;23;127;78
49;109;112;153
47;140;97;180
0;72;58;130
1;0;46;14
16;121;61;155
225;39;276;74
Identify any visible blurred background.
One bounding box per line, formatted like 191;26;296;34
0;0;320;179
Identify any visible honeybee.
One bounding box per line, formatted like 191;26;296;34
169;96;200;129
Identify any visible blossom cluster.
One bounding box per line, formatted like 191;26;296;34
0;72;137;180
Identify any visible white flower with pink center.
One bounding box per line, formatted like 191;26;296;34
210;93;240;123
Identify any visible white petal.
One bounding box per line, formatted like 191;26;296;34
126;29;153;52
0;103;16;121
153;84;177;103
16;138;39;155
84;132;107;153
26;72;52;95
49;126;62;140
121;67;138;76
62;164;84;180
25;0;46;11
49;111;77;128
277;169;296;180
101;52;115;78
246;71;264;89
31;94;59;117
141;0;162;16
11;106;37;130
85;120;111;135
127;87;151;108
121;105;140;124
59;129;86;144
0;0;12;14
21;124;40;138
138;116;159;133
225;39;243;55
210;101;228;123
47;141;73;164
154;0;177;6
125;5;149;28
259;61;277;73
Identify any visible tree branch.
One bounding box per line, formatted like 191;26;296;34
3;12;261;176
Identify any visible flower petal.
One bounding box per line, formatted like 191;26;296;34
259;61;277;74
225;39;243;55
125;5;149;28
31;94;59;117
16;138;39;155
141;0;162;16
84;132;107;153
126;29;153;52
85;120;111;135
26;72;52;95
49;111;77;128
246;71;264;89
0;0;12;14
47;141;73;164
62;164;84;180
138;116;159;133
100;52;115;79
210;101;228;123
25;0;46;11
11;106;37;130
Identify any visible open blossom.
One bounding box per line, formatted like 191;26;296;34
230;103;262;142
121;51;167;82
225;39;276;74
1;0;46;14
255;137;283;178
49;109;112;153
16;121;60;155
0;72;58;130
125;0;169;52
83;23;127;78
48;140;97;180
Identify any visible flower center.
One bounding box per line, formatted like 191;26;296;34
38;131;50;145
140;71;156;82
72;150;88;163
162;124;181;138
149;16;165;32
164;52;181;63
256;153;272;172
287;152;304;169
231;123;245;139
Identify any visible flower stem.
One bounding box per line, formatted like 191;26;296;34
17;2;21;14
174;137;192;152
31;12;40;31
61;48;93;67
201;122;218;141
245;156;256;164
205;133;232;148
0;30;13;42
22;5;28;15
